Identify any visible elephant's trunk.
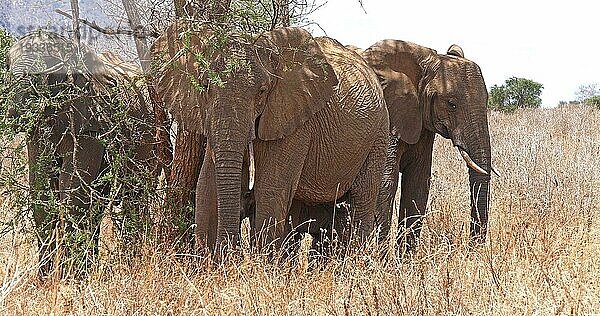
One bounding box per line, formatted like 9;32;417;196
209;100;251;254
462;113;492;242
214;148;245;250
469;170;490;241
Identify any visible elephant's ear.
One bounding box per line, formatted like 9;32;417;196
383;71;421;144
447;44;464;58
150;22;208;134
362;40;434;144
255;27;338;141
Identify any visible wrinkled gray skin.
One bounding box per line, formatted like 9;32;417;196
7;30;156;275
239;40;491;254
152;24;389;254
361;41;492;251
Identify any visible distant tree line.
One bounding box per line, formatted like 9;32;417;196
557;84;600;109
586;96;600;108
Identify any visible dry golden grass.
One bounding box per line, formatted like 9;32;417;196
1;105;599;315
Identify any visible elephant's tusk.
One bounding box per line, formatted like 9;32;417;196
248;142;255;189
458;148;489;175
491;166;501;177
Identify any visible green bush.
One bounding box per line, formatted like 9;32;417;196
488;77;544;113
585;95;600;109
0;30;160;274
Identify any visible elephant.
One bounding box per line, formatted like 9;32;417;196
358;41;493;251
151;22;389;254
6;30;157;275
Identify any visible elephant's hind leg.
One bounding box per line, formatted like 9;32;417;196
375;136;405;245
344;134;387;249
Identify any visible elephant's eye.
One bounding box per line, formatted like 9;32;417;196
448;101;457;110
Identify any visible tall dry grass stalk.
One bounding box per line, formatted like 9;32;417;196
1;105;599;315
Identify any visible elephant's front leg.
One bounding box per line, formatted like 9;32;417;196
27;140;61;277
397;130;435;253
252;134;309;254
56;134;105;270
58;135;105;211
195;143;218;251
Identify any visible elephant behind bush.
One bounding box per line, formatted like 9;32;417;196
5;30;158;276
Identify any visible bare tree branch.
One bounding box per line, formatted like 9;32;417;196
55;9;159;38
272;0;290;29
357;0;367;14
120;0;172;180
70;0;82;47
121;1;149;70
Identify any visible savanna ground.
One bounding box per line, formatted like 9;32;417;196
0;105;599;315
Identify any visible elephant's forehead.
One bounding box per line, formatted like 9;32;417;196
440;56;483;76
436;60;485;91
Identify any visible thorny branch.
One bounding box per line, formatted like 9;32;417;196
55;9;160;38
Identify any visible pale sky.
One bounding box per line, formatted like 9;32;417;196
308;0;600;107
2;0;598;106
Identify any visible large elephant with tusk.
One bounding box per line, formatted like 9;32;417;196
360;41;495;251
152;23;389;255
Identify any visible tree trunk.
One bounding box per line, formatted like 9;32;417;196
69;0;81;48
122;0;174;242
164;127;205;244
122;0;172;173
273;0;290;28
